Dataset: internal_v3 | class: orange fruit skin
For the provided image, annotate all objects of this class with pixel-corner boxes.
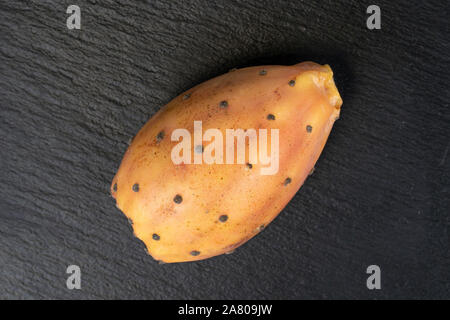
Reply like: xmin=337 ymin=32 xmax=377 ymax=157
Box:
xmin=111 ymin=62 xmax=343 ymax=263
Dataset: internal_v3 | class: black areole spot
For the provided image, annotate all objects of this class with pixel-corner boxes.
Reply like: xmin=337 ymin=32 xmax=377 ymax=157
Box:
xmin=152 ymin=233 xmax=160 ymax=241
xmin=267 ymin=114 xmax=275 ymax=120
xmin=195 ymin=145 xmax=204 ymax=153
xmin=246 ymin=163 xmax=253 ymax=169
xmin=289 ymin=80 xmax=296 ymax=87
xmin=157 ymin=131 xmax=165 ymax=141
xmin=113 ymin=183 xmax=117 ymax=192
xmin=190 ymin=250 xmax=200 ymax=256
xmin=219 ymin=100 xmax=228 ymax=108
xmin=284 ymin=178 xmax=292 ymax=186
xmin=132 ymin=183 xmax=139 ymax=192
xmin=306 ymin=125 xmax=313 ymax=133
xmin=173 ymin=194 xmax=183 ymax=204
xmin=256 ymin=224 xmax=265 ymax=232
xmin=259 ymin=69 xmax=267 ymax=76
xmin=219 ymin=215 xmax=228 ymax=222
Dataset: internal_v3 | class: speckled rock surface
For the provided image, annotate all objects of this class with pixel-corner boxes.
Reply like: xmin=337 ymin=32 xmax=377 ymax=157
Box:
xmin=1 ymin=0 xmax=449 ymax=299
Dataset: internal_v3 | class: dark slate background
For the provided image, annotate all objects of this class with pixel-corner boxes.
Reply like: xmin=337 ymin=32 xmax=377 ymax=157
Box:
xmin=1 ymin=0 xmax=449 ymax=299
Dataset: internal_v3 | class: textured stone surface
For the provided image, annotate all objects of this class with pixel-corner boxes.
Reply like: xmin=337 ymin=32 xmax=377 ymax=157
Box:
xmin=0 ymin=0 xmax=449 ymax=299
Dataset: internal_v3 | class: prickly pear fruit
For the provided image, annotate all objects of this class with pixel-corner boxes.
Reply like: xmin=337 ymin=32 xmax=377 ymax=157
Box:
xmin=111 ymin=62 xmax=342 ymax=263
